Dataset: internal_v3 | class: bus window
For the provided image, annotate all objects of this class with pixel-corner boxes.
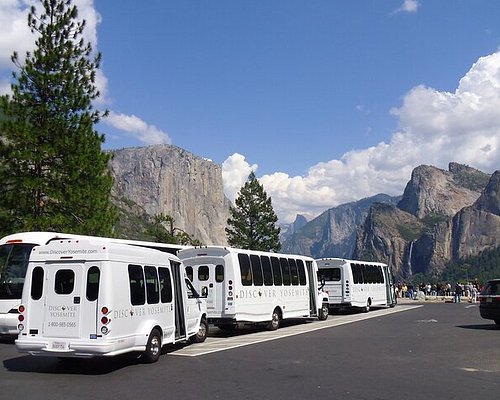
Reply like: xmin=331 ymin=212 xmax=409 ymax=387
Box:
xmin=280 ymin=258 xmax=291 ymax=286
xmin=261 ymin=256 xmax=273 ymax=286
xmin=185 ymin=266 xmax=193 ymax=282
xmin=128 ymin=264 xmax=145 ymax=306
xmin=145 ymin=266 xmax=159 ymax=304
xmin=0 ymin=243 xmax=36 ymax=300
xmin=31 ymin=267 xmax=44 ymax=300
xmin=215 ymin=264 xmax=224 ymax=283
xmin=271 ymin=257 xmax=282 ymax=285
xmin=158 ymin=267 xmax=173 ymax=303
xmin=320 ymin=268 xmax=341 ymax=281
xmin=351 ymin=263 xmax=364 ymax=284
xmin=250 ymin=255 xmax=263 ymax=286
xmin=86 ymin=266 xmax=100 ymax=301
xmin=297 ymin=260 xmax=307 ymax=285
xmin=54 ymin=270 xmax=75 ymax=295
xmin=198 ymin=266 xmax=209 ymax=281
xmin=288 ymin=259 xmax=299 ymax=285
xmin=238 ymin=253 xmax=252 ymax=286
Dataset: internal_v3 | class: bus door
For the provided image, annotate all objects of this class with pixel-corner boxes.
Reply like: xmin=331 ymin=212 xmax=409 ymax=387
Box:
xmin=43 ymin=264 xmax=97 ymax=341
xmin=305 ymin=261 xmax=318 ymax=315
xmin=171 ymin=261 xmax=187 ymax=340
xmin=193 ymin=263 xmax=225 ymax=314
xmin=320 ymin=267 xmax=343 ymax=304
xmin=383 ymin=266 xmax=396 ymax=306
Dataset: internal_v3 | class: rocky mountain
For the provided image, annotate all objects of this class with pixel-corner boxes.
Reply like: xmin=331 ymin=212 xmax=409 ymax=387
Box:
xmin=110 ymin=145 xmax=231 ymax=245
xmin=354 ymin=163 xmax=497 ymax=280
xmin=282 ymin=194 xmax=400 ymax=258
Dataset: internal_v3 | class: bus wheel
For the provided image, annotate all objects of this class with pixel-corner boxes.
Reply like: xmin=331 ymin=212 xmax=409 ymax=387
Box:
xmin=143 ymin=329 xmax=162 ymax=363
xmin=267 ymin=308 xmax=281 ymax=331
xmin=191 ymin=317 xmax=208 ymax=343
xmin=363 ymin=299 xmax=371 ymax=313
xmin=318 ymin=304 xmax=329 ymax=321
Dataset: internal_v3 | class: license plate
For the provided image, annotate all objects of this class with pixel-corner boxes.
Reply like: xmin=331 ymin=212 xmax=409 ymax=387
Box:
xmin=51 ymin=341 xmax=69 ymax=350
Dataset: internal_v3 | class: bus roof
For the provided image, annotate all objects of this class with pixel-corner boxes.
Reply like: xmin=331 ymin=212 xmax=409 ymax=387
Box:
xmin=178 ymin=245 xmax=315 ymax=261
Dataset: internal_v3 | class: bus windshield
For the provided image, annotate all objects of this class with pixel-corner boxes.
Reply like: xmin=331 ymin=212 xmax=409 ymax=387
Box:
xmin=0 ymin=243 xmax=36 ymax=299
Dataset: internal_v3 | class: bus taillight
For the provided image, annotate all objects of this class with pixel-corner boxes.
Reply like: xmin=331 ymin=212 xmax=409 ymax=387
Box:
xmin=19 ymin=305 xmax=25 ymax=313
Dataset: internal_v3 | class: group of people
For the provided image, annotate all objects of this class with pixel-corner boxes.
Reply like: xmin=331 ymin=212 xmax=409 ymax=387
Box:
xmin=396 ymin=282 xmax=481 ymax=303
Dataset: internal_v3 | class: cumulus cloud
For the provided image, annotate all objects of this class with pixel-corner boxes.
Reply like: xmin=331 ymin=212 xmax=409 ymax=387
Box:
xmin=223 ymin=51 xmax=500 ymax=224
xmin=105 ymin=111 xmax=171 ymax=145
xmin=222 ymin=153 xmax=258 ymax=202
xmin=392 ymin=0 xmax=419 ymax=15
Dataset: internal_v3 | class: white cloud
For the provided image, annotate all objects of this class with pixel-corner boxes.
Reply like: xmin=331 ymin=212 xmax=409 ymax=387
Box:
xmin=105 ymin=111 xmax=171 ymax=146
xmin=221 ymin=153 xmax=258 ymax=202
xmin=392 ymin=0 xmax=419 ymax=15
xmin=223 ymin=51 xmax=500 ymax=224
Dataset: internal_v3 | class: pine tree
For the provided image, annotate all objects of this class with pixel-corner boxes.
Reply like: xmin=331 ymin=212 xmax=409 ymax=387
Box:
xmin=226 ymin=171 xmax=281 ymax=252
xmin=0 ymin=0 xmax=116 ymax=236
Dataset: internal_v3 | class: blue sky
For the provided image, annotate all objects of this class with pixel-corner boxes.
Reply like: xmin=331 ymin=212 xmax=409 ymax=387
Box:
xmin=1 ymin=0 xmax=500 ymax=223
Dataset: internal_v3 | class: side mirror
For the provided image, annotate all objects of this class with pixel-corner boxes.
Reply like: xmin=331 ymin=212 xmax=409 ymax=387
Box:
xmin=201 ymin=286 xmax=208 ymax=298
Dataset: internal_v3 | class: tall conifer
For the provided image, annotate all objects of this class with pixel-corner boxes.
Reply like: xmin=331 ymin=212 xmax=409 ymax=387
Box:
xmin=0 ymin=0 xmax=116 ymax=236
xmin=226 ymin=172 xmax=281 ymax=252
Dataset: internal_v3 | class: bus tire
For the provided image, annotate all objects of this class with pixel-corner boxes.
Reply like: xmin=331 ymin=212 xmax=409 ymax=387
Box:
xmin=142 ymin=328 xmax=162 ymax=363
xmin=267 ymin=308 xmax=281 ymax=331
xmin=191 ymin=317 xmax=208 ymax=343
xmin=318 ymin=304 xmax=329 ymax=321
xmin=363 ymin=299 xmax=371 ymax=313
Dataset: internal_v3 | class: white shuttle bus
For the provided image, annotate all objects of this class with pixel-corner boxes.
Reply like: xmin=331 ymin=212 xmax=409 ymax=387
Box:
xmin=177 ymin=246 xmax=329 ymax=330
xmin=15 ymin=238 xmax=207 ymax=363
xmin=316 ymin=258 xmax=396 ymax=312
xmin=0 ymin=231 xmax=187 ymax=337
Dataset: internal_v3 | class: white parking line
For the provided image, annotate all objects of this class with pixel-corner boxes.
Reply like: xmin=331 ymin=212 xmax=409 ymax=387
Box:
xmin=171 ymin=305 xmax=422 ymax=357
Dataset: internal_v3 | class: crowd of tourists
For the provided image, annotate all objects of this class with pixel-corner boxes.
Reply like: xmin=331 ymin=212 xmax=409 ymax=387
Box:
xmin=396 ymin=282 xmax=481 ymax=303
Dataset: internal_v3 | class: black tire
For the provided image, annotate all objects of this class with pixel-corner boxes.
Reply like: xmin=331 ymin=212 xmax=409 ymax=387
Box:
xmin=363 ymin=299 xmax=371 ymax=313
xmin=267 ymin=308 xmax=281 ymax=331
xmin=318 ymin=304 xmax=329 ymax=321
xmin=191 ymin=318 xmax=208 ymax=343
xmin=142 ymin=328 xmax=162 ymax=363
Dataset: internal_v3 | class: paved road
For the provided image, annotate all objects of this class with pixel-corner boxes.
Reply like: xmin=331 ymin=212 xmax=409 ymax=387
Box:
xmin=0 ymin=302 xmax=498 ymax=400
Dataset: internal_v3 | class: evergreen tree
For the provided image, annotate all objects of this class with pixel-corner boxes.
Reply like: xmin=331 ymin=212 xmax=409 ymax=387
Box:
xmin=0 ymin=0 xmax=116 ymax=236
xmin=226 ymin=171 xmax=281 ymax=252
xmin=146 ymin=214 xmax=202 ymax=246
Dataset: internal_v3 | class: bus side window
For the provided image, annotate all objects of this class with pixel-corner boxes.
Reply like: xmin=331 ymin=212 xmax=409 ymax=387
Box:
xmin=261 ymin=256 xmax=273 ymax=286
xmin=271 ymin=257 xmax=282 ymax=286
xmin=280 ymin=258 xmax=291 ymax=286
xmin=31 ymin=266 xmax=44 ymax=300
xmin=238 ymin=253 xmax=253 ymax=286
xmin=86 ymin=266 xmax=100 ymax=301
xmin=145 ymin=266 xmax=159 ymax=304
xmin=128 ymin=264 xmax=145 ymax=306
xmin=296 ymin=260 xmax=307 ymax=285
xmin=250 ymin=255 xmax=263 ymax=286
xmin=288 ymin=259 xmax=299 ymax=285
xmin=351 ymin=263 xmax=363 ymax=284
xmin=158 ymin=267 xmax=173 ymax=303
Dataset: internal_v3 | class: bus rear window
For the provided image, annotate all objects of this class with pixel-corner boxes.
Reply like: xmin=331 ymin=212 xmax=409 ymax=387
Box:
xmin=54 ymin=269 xmax=75 ymax=295
xmin=31 ymin=267 xmax=44 ymax=300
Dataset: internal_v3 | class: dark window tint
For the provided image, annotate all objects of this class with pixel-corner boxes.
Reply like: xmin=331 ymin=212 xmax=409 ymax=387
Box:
xmin=215 ymin=264 xmax=224 ymax=283
xmin=198 ymin=266 xmax=209 ymax=281
xmin=145 ymin=266 xmax=159 ymax=304
xmin=351 ymin=263 xmax=364 ymax=284
xmin=280 ymin=258 xmax=291 ymax=286
xmin=250 ymin=255 xmax=263 ymax=286
xmin=128 ymin=264 xmax=145 ymax=305
xmin=185 ymin=266 xmax=193 ymax=282
xmin=319 ymin=268 xmax=341 ymax=282
xmin=482 ymin=281 xmax=500 ymax=295
xmin=271 ymin=257 xmax=282 ymax=285
xmin=239 ymin=253 xmax=252 ymax=286
xmin=297 ymin=260 xmax=307 ymax=285
xmin=30 ymin=267 xmax=44 ymax=300
xmin=0 ymin=243 xmax=35 ymax=299
xmin=159 ymin=267 xmax=173 ymax=303
xmin=261 ymin=256 xmax=273 ymax=286
xmin=86 ymin=266 xmax=100 ymax=301
xmin=289 ymin=259 xmax=299 ymax=285
xmin=54 ymin=269 xmax=75 ymax=294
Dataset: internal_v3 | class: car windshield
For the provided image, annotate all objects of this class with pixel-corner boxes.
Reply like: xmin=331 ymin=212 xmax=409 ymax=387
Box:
xmin=0 ymin=243 xmax=36 ymax=299
xmin=481 ymin=281 xmax=500 ymax=295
